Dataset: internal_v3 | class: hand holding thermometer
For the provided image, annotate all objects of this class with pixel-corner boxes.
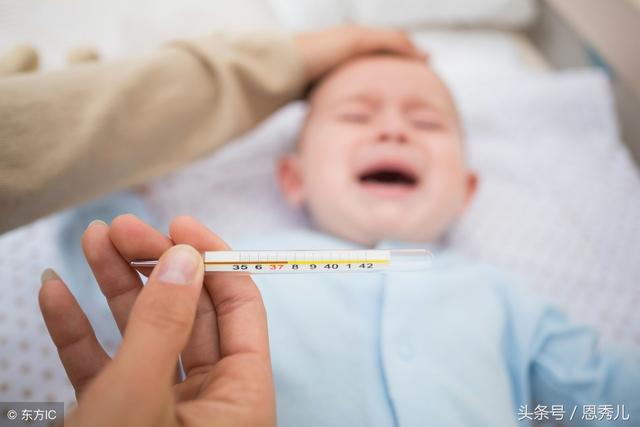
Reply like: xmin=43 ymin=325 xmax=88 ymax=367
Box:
xmin=131 ymin=249 xmax=432 ymax=274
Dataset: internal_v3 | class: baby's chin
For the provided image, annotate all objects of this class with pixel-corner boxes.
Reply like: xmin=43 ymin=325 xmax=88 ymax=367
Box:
xmin=312 ymin=216 xmax=444 ymax=247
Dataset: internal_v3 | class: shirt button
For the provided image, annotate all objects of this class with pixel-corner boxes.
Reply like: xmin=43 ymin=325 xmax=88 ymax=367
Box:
xmin=398 ymin=343 xmax=414 ymax=360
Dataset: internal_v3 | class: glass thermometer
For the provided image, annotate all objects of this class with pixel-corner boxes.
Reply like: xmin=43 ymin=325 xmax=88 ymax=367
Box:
xmin=131 ymin=249 xmax=432 ymax=274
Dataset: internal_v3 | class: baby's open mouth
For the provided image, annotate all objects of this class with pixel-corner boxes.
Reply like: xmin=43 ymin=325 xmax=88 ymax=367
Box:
xmin=357 ymin=164 xmax=419 ymax=198
xmin=359 ymin=169 xmax=417 ymax=186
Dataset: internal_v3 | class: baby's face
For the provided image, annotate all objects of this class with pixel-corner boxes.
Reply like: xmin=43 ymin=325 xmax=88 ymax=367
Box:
xmin=278 ymin=56 xmax=477 ymax=245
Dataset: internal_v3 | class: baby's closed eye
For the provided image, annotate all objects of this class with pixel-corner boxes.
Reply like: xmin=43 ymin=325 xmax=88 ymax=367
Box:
xmin=407 ymin=112 xmax=445 ymax=131
xmin=336 ymin=110 xmax=372 ymax=124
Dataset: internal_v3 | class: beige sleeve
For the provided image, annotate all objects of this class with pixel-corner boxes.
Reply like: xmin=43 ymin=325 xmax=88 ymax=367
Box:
xmin=0 ymin=32 xmax=307 ymax=233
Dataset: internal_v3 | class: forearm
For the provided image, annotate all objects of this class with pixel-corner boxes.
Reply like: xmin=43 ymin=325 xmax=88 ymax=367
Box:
xmin=0 ymin=32 xmax=306 ymax=233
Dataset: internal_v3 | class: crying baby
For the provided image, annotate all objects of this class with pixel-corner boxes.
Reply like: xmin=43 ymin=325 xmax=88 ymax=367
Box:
xmin=231 ymin=54 xmax=640 ymax=426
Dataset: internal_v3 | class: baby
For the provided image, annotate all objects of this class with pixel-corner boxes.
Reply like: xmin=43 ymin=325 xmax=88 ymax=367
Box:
xmin=278 ymin=54 xmax=474 ymax=246
xmin=229 ymin=55 xmax=640 ymax=426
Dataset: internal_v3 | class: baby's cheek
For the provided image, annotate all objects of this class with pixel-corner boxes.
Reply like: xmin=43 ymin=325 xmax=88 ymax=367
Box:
xmin=432 ymin=143 xmax=466 ymax=183
xmin=302 ymin=161 xmax=344 ymax=206
xmin=424 ymin=161 xmax=467 ymax=220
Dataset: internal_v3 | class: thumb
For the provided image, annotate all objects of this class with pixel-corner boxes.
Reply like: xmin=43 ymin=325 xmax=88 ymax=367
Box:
xmin=114 ymin=244 xmax=204 ymax=385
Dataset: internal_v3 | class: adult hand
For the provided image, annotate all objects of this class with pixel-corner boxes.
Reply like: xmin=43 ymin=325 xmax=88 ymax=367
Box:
xmin=295 ymin=25 xmax=428 ymax=80
xmin=39 ymin=215 xmax=274 ymax=427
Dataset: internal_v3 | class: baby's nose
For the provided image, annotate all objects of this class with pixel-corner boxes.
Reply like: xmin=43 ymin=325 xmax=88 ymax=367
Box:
xmin=377 ymin=129 xmax=408 ymax=144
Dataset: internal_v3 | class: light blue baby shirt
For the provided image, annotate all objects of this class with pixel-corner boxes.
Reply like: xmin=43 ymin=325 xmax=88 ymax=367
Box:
xmin=231 ymin=228 xmax=639 ymax=427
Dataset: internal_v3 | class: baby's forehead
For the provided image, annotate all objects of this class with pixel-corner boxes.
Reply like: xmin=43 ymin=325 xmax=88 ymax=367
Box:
xmin=309 ymin=56 xmax=455 ymax=113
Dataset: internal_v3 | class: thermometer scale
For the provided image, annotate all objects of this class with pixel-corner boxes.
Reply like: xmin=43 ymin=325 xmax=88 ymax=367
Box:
xmin=131 ymin=249 xmax=432 ymax=275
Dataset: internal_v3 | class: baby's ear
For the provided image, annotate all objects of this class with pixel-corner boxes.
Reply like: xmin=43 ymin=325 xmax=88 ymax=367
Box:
xmin=277 ymin=154 xmax=306 ymax=207
xmin=464 ymin=171 xmax=478 ymax=208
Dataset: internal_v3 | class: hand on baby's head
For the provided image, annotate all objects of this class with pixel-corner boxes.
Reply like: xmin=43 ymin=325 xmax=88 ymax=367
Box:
xmin=278 ymin=55 xmax=477 ymax=245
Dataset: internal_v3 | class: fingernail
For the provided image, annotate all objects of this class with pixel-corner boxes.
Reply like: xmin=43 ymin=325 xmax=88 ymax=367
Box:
xmin=87 ymin=219 xmax=107 ymax=229
xmin=156 ymin=245 xmax=200 ymax=285
xmin=41 ymin=268 xmax=61 ymax=284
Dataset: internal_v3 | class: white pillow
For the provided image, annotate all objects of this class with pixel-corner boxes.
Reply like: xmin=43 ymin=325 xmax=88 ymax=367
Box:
xmin=269 ymin=0 xmax=537 ymax=30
